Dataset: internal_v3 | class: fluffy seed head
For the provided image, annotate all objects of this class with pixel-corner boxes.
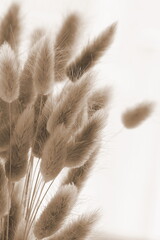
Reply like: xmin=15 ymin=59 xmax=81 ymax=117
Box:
xmin=0 ymin=99 xmax=21 ymax=153
xmin=33 ymin=37 xmax=54 ymax=94
xmin=66 ymin=22 xmax=116 ymax=81
xmin=47 ymin=74 xmax=91 ymax=133
xmin=48 ymin=212 xmax=98 ymax=240
xmin=33 ymin=94 xmax=48 ymax=134
xmin=65 ymin=110 xmax=105 ymax=168
xmin=0 ymin=3 xmax=21 ymax=51
xmin=62 ymin=146 xmax=99 ymax=190
xmin=41 ymin=125 xmax=68 ymax=182
xmin=122 ymin=102 xmax=154 ymax=129
xmin=5 ymin=144 xmax=29 ymax=182
xmin=54 ymin=13 xmax=80 ymax=81
xmin=0 ymin=43 xmax=19 ymax=102
xmin=34 ymin=184 xmax=77 ymax=239
xmin=18 ymin=40 xmax=41 ymax=108
xmin=5 ymin=107 xmax=34 ymax=181
xmin=13 ymin=106 xmax=34 ymax=144
xmin=32 ymin=96 xmax=52 ymax=158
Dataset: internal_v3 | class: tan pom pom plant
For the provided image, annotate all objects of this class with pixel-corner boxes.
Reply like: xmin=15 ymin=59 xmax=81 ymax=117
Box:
xmin=0 ymin=3 xmax=154 ymax=240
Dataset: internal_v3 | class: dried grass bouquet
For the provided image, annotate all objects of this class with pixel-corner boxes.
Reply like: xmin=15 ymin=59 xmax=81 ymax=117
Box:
xmin=0 ymin=3 xmax=153 ymax=240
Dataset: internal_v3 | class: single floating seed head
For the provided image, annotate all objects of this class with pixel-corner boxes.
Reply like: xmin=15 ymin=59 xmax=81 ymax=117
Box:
xmin=122 ymin=102 xmax=154 ymax=128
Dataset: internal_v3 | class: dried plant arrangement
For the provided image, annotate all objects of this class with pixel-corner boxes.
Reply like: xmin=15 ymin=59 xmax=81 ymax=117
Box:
xmin=0 ymin=3 xmax=154 ymax=240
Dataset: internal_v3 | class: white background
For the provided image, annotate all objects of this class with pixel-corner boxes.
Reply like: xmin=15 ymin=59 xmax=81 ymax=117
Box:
xmin=1 ymin=0 xmax=160 ymax=239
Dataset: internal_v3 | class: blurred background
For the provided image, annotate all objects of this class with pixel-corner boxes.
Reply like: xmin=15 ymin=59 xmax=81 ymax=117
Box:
xmin=1 ymin=0 xmax=160 ymax=239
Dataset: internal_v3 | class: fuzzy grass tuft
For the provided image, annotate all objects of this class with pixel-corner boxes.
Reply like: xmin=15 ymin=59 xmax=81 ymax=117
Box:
xmin=122 ymin=102 xmax=154 ymax=129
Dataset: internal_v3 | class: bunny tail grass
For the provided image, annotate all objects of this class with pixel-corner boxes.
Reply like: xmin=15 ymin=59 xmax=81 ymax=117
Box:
xmin=0 ymin=3 xmax=118 ymax=239
xmin=0 ymin=43 xmax=19 ymax=102
xmin=33 ymin=184 xmax=77 ymax=239
xmin=66 ymin=22 xmax=116 ymax=81
xmin=0 ymin=3 xmax=21 ymax=51
xmin=40 ymin=125 xmax=68 ymax=182
xmin=33 ymin=94 xmax=48 ymax=133
xmin=0 ymin=162 xmax=10 ymax=217
xmin=122 ymin=102 xmax=154 ymax=129
xmin=47 ymin=74 xmax=91 ymax=133
xmin=0 ymin=100 xmax=20 ymax=153
xmin=88 ymin=86 xmax=111 ymax=118
xmin=54 ymin=13 xmax=80 ymax=81
xmin=32 ymin=97 xmax=52 ymax=158
xmin=5 ymin=107 xmax=34 ymax=181
xmin=18 ymin=40 xmax=42 ymax=109
xmin=65 ymin=110 xmax=105 ymax=168
xmin=48 ymin=212 xmax=98 ymax=240
xmin=33 ymin=37 xmax=54 ymax=95
xmin=62 ymin=145 xmax=100 ymax=190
